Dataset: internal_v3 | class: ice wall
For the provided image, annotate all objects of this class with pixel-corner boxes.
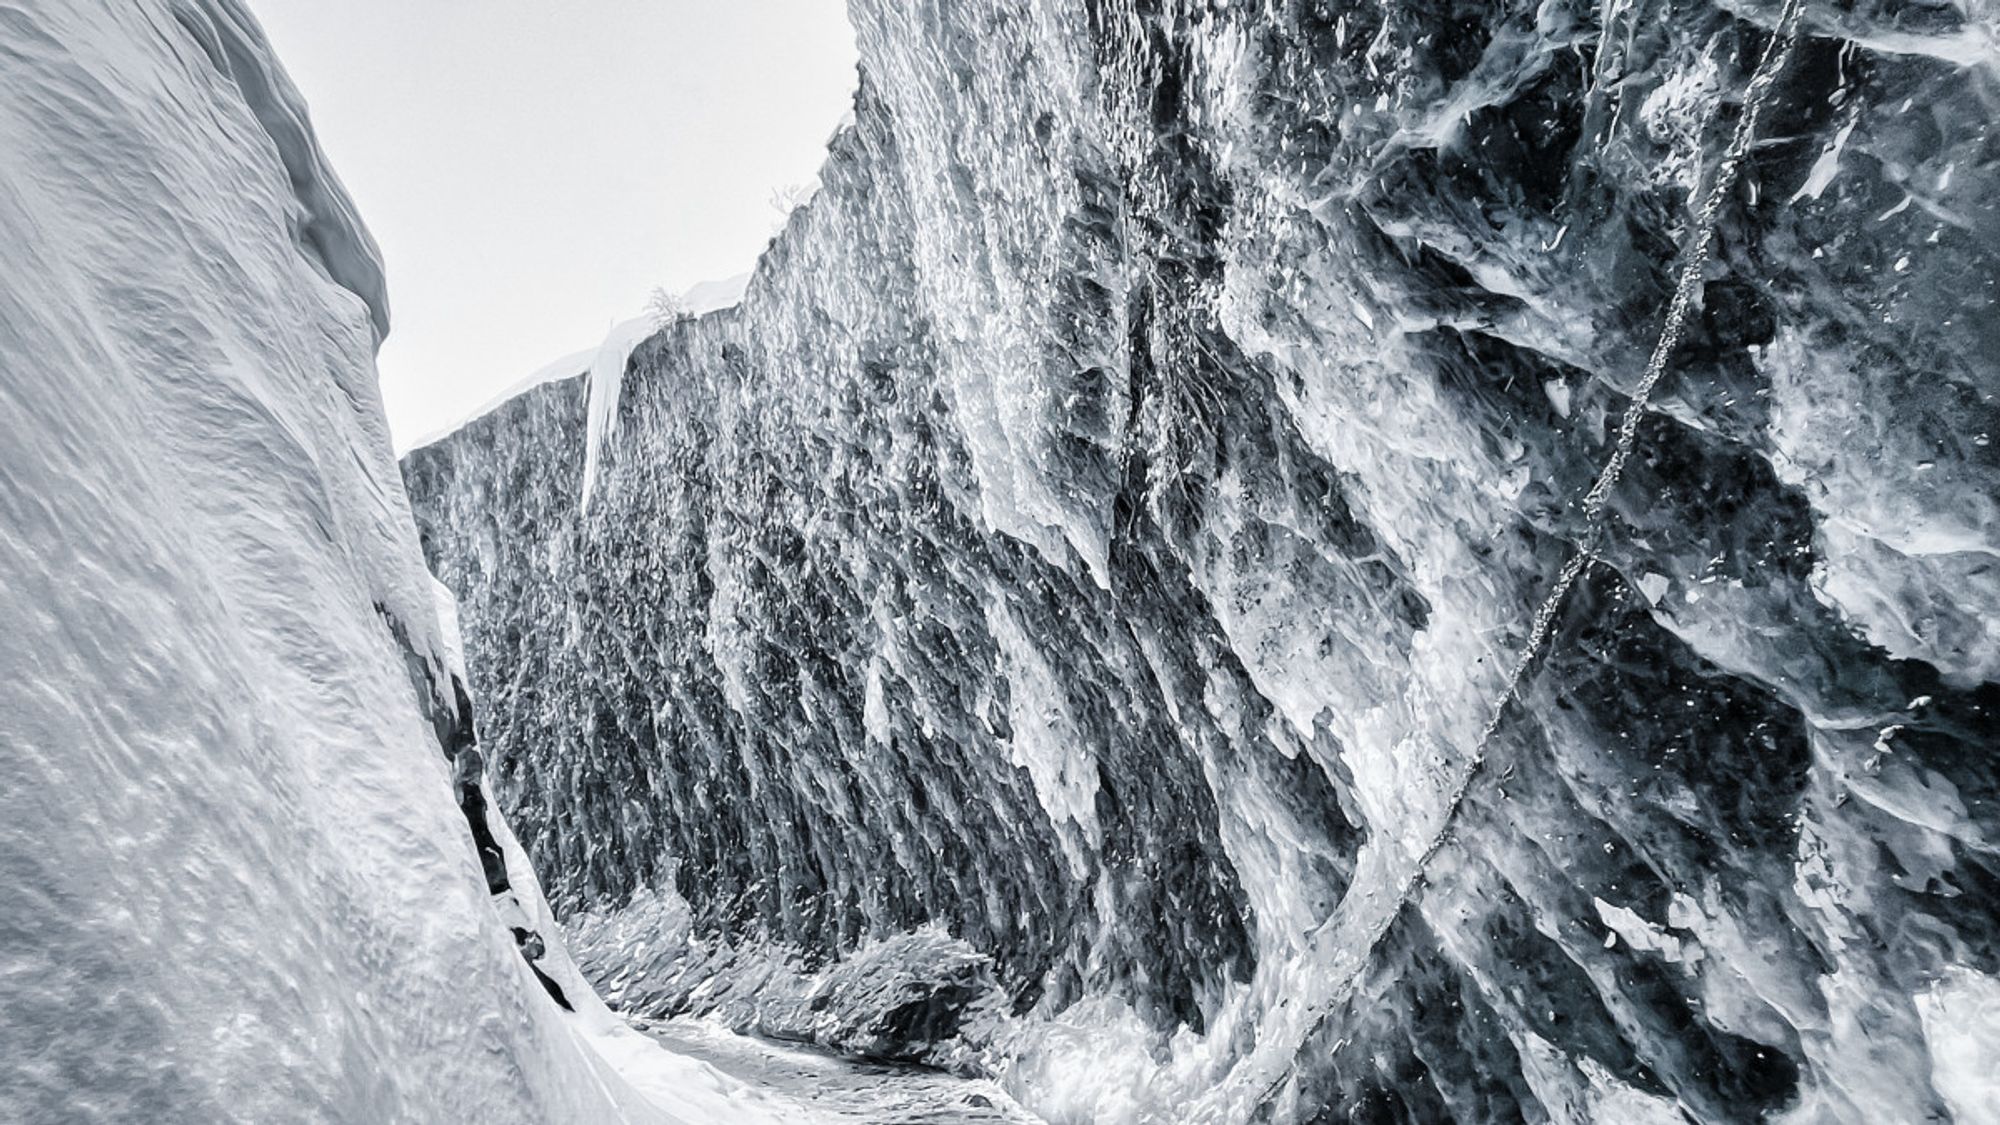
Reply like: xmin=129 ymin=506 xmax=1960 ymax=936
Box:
xmin=0 ymin=4 xmax=715 ymax=1122
xmin=406 ymin=0 xmax=2000 ymax=1120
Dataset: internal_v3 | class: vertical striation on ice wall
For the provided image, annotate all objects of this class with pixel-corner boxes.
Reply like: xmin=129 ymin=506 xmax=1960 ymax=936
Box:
xmin=405 ymin=0 xmax=1999 ymax=1120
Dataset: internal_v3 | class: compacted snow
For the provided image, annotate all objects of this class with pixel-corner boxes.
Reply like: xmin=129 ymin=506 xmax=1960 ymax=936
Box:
xmin=640 ymin=1017 xmax=1038 ymax=1123
xmin=0 ymin=3 xmax=772 ymax=1122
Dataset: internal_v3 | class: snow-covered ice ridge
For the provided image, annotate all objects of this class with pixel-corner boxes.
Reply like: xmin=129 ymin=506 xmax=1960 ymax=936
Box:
xmin=0 ymin=4 xmax=793 ymax=1123
xmin=406 ymin=1 xmax=2000 ymax=1122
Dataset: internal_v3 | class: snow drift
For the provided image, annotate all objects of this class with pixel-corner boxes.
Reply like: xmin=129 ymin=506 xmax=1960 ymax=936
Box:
xmin=0 ymin=4 xmax=764 ymax=1122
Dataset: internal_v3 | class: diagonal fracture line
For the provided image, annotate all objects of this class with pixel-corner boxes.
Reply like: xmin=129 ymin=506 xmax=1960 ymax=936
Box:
xmin=1224 ymin=0 xmax=1811 ymax=1115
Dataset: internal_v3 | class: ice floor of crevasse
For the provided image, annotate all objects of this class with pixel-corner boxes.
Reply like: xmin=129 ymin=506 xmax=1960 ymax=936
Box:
xmin=634 ymin=1017 xmax=1040 ymax=1123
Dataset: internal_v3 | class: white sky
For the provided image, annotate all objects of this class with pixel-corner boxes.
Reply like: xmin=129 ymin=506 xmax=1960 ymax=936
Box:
xmin=249 ymin=1 xmax=859 ymax=449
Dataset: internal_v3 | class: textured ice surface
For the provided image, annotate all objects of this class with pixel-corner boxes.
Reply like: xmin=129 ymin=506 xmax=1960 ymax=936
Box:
xmin=0 ymin=4 xmax=768 ymax=1122
xmin=406 ymin=0 xmax=2000 ymax=1121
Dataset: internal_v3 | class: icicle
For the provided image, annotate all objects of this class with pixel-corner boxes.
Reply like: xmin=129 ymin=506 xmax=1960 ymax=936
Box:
xmin=579 ymin=317 xmax=656 ymax=515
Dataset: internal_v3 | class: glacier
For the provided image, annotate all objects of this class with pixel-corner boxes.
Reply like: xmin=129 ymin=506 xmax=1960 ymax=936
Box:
xmin=0 ymin=0 xmax=1990 ymax=1120
xmin=404 ymin=0 xmax=2000 ymax=1121
xmin=0 ymin=3 xmax=804 ymax=1122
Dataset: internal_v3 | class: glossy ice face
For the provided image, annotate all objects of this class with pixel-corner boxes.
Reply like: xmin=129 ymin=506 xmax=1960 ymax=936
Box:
xmin=404 ymin=1 xmax=2000 ymax=1122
